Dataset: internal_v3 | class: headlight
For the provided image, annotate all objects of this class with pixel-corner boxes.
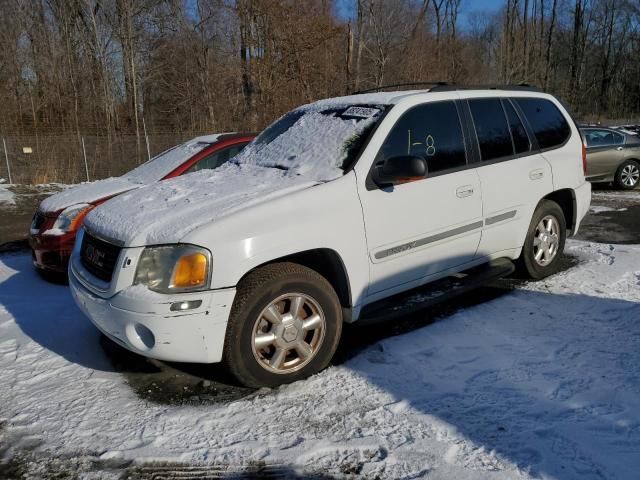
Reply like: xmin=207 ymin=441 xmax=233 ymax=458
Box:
xmin=52 ymin=203 xmax=94 ymax=233
xmin=134 ymin=245 xmax=211 ymax=293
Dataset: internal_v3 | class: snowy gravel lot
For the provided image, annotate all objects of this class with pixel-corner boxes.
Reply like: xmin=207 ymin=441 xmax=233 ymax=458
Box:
xmin=0 ymin=187 xmax=639 ymax=479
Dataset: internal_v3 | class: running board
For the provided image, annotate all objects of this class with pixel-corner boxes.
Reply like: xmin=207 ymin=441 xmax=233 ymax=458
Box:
xmin=357 ymin=258 xmax=515 ymax=326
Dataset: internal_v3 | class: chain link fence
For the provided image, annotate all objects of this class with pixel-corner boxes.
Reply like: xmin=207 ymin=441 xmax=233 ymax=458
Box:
xmin=0 ymin=133 xmax=206 ymax=185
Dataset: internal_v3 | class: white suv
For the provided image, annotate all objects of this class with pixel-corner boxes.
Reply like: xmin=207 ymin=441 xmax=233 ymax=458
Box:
xmin=69 ymin=86 xmax=591 ymax=387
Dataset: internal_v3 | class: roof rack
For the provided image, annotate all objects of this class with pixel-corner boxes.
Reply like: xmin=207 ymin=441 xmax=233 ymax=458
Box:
xmin=352 ymin=81 xmax=449 ymax=95
xmin=352 ymin=82 xmax=540 ymax=95
xmin=429 ymin=82 xmax=541 ymax=92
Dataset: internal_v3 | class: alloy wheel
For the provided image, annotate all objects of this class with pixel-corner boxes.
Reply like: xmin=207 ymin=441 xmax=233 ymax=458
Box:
xmin=621 ymin=164 xmax=640 ymax=187
xmin=533 ymin=215 xmax=560 ymax=266
xmin=251 ymin=293 xmax=326 ymax=374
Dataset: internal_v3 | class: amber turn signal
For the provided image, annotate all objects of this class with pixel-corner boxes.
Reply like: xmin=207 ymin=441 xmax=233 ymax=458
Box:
xmin=172 ymin=253 xmax=208 ymax=288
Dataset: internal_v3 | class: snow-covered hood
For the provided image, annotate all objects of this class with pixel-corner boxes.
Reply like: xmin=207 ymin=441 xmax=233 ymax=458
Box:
xmin=40 ymin=134 xmax=228 ymax=214
xmin=39 ymin=177 xmax=141 ymax=214
xmin=84 ymin=98 xmax=389 ymax=246
xmin=84 ymin=164 xmax=318 ymax=246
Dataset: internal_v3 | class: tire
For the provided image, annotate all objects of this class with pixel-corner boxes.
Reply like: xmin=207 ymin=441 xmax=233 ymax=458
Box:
xmin=516 ymin=200 xmax=566 ymax=280
xmin=614 ymin=159 xmax=640 ymax=190
xmin=223 ymin=262 xmax=343 ymax=388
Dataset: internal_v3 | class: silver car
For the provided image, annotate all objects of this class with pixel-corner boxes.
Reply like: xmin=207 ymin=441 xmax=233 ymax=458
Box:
xmin=582 ymin=127 xmax=640 ymax=189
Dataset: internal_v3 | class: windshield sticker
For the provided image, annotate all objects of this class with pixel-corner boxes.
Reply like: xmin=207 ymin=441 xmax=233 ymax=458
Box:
xmin=341 ymin=106 xmax=381 ymax=119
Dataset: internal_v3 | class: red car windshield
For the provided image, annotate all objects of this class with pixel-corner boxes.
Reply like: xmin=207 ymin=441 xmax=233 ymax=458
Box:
xmin=125 ymin=140 xmax=213 ymax=184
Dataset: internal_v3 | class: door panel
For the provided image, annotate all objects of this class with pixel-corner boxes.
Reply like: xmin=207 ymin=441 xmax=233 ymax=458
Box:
xmin=583 ymin=129 xmax=625 ymax=179
xmin=360 ymin=171 xmax=483 ymax=295
xmin=356 ymin=100 xmax=483 ymax=297
xmin=477 ymin=155 xmax=553 ymax=254
xmin=468 ymin=97 xmax=554 ymax=255
xmin=586 ymin=147 xmax=623 ymax=179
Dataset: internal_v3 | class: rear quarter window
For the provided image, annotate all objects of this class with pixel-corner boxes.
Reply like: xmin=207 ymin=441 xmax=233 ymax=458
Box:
xmin=515 ymin=98 xmax=571 ymax=150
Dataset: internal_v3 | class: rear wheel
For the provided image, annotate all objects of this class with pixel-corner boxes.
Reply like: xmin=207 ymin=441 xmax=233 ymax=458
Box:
xmin=223 ymin=262 xmax=342 ymax=388
xmin=614 ymin=160 xmax=640 ymax=190
xmin=517 ymin=200 xmax=566 ymax=280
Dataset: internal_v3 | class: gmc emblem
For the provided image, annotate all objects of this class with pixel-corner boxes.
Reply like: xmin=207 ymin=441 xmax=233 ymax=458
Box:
xmin=85 ymin=244 xmax=105 ymax=267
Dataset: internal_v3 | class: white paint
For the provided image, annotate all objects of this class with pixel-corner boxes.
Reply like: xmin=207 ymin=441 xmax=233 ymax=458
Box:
xmin=72 ymin=90 xmax=591 ymax=368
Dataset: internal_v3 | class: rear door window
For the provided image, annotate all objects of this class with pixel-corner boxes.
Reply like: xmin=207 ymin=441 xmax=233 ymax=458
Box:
xmin=469 ymin=98 xmax=513 ymax=162
xmin=584 ymin=129 xmax=624 ymax=147
xmin=378 ymin=101 xmax=466 ymax=175
xmin=515 ymin=98 xmax=571 ymax=149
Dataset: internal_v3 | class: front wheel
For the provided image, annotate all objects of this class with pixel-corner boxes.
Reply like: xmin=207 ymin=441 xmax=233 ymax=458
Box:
xmin=517 ymin=200 xmax=566 ymax=280
xmin=223 ymin=262 xmax=343 ymax=388
xmin=614 ymin=160 xmax=640 ymax=190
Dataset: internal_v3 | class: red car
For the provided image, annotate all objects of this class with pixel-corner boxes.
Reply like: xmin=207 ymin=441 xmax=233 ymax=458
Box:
xmin=30 ymin=133 xmax=254 ymax=277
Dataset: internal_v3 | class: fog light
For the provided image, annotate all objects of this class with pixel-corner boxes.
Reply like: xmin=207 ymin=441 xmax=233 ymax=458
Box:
xmin=125 ymin=322 xmax=155 ymax=351
xmin=170 ymin=300 xmax=202 ymax=312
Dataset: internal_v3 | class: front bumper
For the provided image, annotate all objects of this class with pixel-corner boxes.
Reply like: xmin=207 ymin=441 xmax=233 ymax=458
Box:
xmin=69 ymin=265 xmax=236 ymax=364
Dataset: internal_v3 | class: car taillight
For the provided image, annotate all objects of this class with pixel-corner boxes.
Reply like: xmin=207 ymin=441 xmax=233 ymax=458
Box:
xmin=581 ymin=141 xmax=587 ymax=176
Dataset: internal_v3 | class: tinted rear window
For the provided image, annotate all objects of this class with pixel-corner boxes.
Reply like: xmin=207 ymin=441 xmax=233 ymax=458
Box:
xmin=515 ymin=98 xmax=571 ymax=149
xmin=469 ymin=98 xmax=513 ymax=161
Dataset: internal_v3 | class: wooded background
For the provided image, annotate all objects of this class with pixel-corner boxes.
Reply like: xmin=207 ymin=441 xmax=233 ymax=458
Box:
xmin=1 ymin=0 xmax=639 ymax=183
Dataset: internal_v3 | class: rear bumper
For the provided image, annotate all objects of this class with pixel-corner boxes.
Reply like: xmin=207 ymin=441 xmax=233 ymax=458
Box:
xmin=69 ymin=264 xmax=235 ymax=364
xmin=29 ymin=231 xmax=77 ymax=273
xmin=572 ymin=181 xmax=592 ymax=235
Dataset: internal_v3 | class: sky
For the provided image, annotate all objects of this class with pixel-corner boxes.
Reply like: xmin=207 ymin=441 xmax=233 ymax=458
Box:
xmin=335 ymin=0 xmax=505 ymax=29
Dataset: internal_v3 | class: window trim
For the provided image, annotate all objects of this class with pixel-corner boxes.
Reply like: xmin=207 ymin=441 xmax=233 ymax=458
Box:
xmin=365 ymin=100 xmax=471 ymax=191
xmin=502 ymin=98 xmax=532 ymax=155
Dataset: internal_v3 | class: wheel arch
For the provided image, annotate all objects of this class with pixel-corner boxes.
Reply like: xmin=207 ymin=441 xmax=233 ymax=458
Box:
xmin=238 ymin=248 xmax=353 ymax=310
xmin=542 ymin=189 xmax=576 ymax=235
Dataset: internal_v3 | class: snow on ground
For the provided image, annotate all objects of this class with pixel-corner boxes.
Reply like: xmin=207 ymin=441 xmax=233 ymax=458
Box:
xmin=1 ymin=240 xmax=640 ymax=479
xmin=0 ymin=184 xmax=15 ymax=206
xmin=589 ymin=205 xmax=627 ymax=214
xmin=592 ymin=191 xmax=640 ymax=201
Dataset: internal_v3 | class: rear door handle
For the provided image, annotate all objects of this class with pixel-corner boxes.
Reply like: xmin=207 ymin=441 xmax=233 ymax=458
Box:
xmin=616 ymin=146 xmax=624 ymax=151
xmin=529 ymin=169 xmax=544 ymax=180
xmin=456 ymin=185 xmax=474 ymax=198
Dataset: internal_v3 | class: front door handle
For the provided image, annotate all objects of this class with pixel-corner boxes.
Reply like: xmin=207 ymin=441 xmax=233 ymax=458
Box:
xmin=529 ymin=169 xmax=544 ymax=180
xmin=616 ymin=146 xmax=624 ymax=151
xmin=456 ymin=185 xmax=474 ymax=198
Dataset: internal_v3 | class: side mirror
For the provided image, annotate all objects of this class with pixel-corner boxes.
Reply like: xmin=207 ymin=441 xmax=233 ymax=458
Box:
xmin=374 ymin=155 xmax=428 ymax=185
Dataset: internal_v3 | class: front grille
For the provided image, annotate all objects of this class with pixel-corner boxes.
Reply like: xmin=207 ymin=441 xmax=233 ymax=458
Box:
xmin=80 ymin=232 xmax=121 ymax=282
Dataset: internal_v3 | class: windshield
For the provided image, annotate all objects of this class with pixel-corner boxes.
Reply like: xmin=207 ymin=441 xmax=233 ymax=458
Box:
xmin=125 ymin=140 xmax=213 ymax=184
xmin=233 ymin=104 xmax=387 ymax=181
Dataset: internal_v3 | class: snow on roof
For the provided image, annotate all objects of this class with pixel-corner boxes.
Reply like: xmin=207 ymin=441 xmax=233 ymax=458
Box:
xmin=84 ymin=163 xmax=317 ymax=246
xmin=311 ymin=90 xmax=423 ymax=107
